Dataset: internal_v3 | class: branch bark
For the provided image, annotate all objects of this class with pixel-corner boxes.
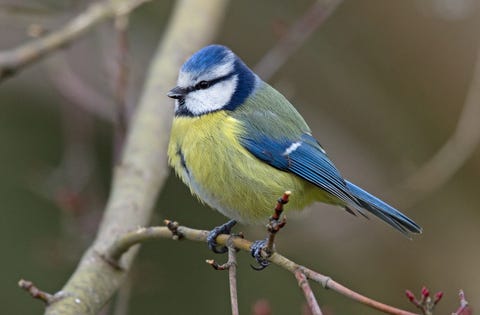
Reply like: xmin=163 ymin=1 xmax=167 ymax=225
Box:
xmin=43 ymin=0 xmax=229 ymax=314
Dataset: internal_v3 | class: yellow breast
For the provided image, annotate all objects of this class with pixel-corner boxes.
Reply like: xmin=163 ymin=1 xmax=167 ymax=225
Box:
xmin=167 ymin=111 xmax=319 ymax=223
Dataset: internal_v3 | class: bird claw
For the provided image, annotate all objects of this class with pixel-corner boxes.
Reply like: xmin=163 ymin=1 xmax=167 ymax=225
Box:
xmin=250 ymin=239 xmax=270 ymax=270
xmin=207 ymin=220 xmax=237 ymax=254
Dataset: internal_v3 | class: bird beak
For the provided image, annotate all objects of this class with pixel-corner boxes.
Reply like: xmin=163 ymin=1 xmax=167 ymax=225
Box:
xmin=167 ymin=86 xmax=187 ymax=99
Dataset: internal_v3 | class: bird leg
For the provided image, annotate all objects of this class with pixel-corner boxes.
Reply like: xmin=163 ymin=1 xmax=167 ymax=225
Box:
xmin=251 ymin=191 xmax=290 ymax=270
xmin=207 ymin=219 xmax=237 ymax=253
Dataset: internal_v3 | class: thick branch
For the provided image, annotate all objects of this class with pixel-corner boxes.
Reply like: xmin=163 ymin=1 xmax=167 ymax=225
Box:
xmin=0 ymin=0 xmax=149 ymax=82
xmin=43 ymin=1 xmax=229 ymax=314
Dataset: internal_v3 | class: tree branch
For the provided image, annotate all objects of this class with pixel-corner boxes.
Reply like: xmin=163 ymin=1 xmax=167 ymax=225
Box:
xmin=41 ymin=1 xmax=229 ymax=314
xmin=294 ymin=269 xmax=323 ymax=315
xmin=104 ymin=224 xmax=419 ymax=315
xmin=0 ymin=0 xmax=150 ymax=82
xmin=206 ymin=241 xmax=240 ymax=315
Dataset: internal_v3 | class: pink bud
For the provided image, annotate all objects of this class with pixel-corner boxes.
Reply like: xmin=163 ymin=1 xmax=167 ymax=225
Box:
xmin=421 ymin=286 xmax=430 ymax=298
xmin=434 ymin=291 xmax=444 ymax=304
xmin=405 ymin=290 xmax=416 ymax=302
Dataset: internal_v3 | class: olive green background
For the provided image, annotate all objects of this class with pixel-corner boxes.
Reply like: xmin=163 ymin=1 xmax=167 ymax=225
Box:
xmin=1 ymin=1 xmax=479 ymax=314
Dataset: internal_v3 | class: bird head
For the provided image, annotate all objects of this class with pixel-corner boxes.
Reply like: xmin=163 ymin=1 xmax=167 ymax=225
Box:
xmin=167 ymin=45 xmax=258 ymax=116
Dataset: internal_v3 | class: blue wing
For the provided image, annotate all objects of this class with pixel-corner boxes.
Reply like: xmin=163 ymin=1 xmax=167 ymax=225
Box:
xmin=240 ymin=133 xmax=359 ymax=208
xmin=239 ymin=132 xmax=422 ymax=235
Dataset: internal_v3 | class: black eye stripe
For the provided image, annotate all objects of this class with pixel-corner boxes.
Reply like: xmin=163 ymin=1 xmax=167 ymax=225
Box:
xmin=189 ymin=72 xmax=236 ymax=92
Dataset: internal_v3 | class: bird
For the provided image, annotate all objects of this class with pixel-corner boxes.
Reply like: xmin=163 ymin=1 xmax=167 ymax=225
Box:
xmin=167 ymin=45 xmax=422 ymax=264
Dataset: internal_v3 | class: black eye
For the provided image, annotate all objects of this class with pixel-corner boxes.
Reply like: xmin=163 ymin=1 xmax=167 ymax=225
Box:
xmin=195 ymin=81 xmax=210 ymax=90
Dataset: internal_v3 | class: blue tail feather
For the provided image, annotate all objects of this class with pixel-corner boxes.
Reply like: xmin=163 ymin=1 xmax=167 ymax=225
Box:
xmin=345 ymin=181 xmax=422 ymax=236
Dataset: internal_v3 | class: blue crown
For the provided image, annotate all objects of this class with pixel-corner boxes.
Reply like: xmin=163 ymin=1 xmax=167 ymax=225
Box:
xmin=181 ymin=45 xmax=234 ymax=74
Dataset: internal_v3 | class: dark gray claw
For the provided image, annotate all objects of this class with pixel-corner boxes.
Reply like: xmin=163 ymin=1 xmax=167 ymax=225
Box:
xmin=250 ymin=239 xmax=270 ymax=270
xmin=207 ymin=220 xmax=237 ymax=254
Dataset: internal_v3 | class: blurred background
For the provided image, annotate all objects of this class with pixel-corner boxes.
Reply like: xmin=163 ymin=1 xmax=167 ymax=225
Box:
xmin=1 ymin=0 xmax=479 ymax=314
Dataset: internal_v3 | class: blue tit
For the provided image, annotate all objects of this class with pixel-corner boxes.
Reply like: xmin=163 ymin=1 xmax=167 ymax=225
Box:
xmin=167 ymin=44 xmax=422 ymax=238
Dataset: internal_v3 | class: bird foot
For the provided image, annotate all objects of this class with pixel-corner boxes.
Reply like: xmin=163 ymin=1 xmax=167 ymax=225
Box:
xmin=207 ymin=219 xmax=237 ymax=254
xmin=250 ymin=239 xmax=271 ymax=270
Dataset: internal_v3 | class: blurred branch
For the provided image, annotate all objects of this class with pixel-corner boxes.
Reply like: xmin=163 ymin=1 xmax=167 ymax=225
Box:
xmin=254 ymin=0 xmax=344 ymax=81
xmin=113 ymin=13 xmax=130 ymax=160
xmin=40 ymin=0 xmax=230 ymax=314
xmin=0 ymin=0 xmax=150 ymax=82
xmin=295 ymin=269 xmax=323 ymax=315
xmin=112 ymin=273 xmax=133 ymax=315
xmin=47 ymin=54 xmax=115 ymax=122
xmin=104 ymin=224 xmax=419 ymax=315
xmin=397 ymin=46 xmax=480 ymax=205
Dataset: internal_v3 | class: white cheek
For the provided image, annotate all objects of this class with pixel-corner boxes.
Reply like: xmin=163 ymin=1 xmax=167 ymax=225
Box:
xmin=186 ymin=76 xmax=238 ymax=115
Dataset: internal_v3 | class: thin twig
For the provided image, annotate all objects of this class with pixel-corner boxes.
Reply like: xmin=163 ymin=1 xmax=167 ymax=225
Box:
xmin=18 ymin=279 xmax=54 ymax=305
xmin=295 ymin=269 xmax=323 ymax=315
xmin=104 ymin=224 xmax=419 ymax=315
xmin=254 ymin=0 xmax=344 ymax=81
xmin=264 ymin=191 xmax=289 ymax=255
xmin=0 ymin=0 xmax=150 ymax=82
xmin=205 ymin=239 xmax=239 ymax=315
xmin=227 ymin=244 xmax=239 ymax=315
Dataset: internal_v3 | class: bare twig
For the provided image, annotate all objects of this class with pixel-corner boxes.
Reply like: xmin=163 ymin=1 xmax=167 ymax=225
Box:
xmin=206 ymin=242 xmax=239 ymax=315
xmin=398 ymin=44 xmax=480 ymax=205
xmin=104 ymin=223 xmax=419 ymax=315
xmin=19 ymin=279 xmax=54 ymax=305
xmin=254 ymin=0 xmax=344 ymax=81
xmin=227 ymin=245 xmax=239 ymax=315
xmin=264 ymin=191 xmax=289 ymax=254
xmin=250 ymin=191 xmax=289 ymax=270
xmin=0 ymin=0 xmax=150 ymax=82
xmin=295 ymin=269 xmax=323 ymax=315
